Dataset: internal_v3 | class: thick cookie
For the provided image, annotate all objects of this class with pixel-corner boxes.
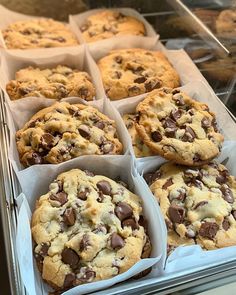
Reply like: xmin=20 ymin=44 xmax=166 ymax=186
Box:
xmin=16 ymin=102 xmax=122 ymax=167
xmin=97 ymin=48 xmax=180 ymax=100
xmin=136 ymin=88 xmax=224 ymax=166
xmin=31 ymin=168 xmax=151 ymax=291
xmin=123 ymin=113 xmax=155 ymax=158
xmin=6 ymin=65 xmax=95 ymax=101
xmin=215 ymin=10 xmax=236 ymax=38
xmin=80 ymin=10 xmax=145 ymax=43
xmin=145 ymin=161 xmax=236 ymax=251
xmin=2 ymin=19 xmax=78 ymax=49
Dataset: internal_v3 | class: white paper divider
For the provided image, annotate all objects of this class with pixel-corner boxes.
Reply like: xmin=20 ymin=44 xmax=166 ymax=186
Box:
xmin=15 ymin=155 xmax=163 ymax=295
xmin=135 ymin=141 xmax=236 ymax=273
xmin=0 ymin=5 xmax=81 ymax=53
xmin=69 ymin=7 xmax=157 ymax=46
xmin=0 ymin=44 xmax=107 ymax=108
xmin=8 ymin=96 xmax=131 ymax=173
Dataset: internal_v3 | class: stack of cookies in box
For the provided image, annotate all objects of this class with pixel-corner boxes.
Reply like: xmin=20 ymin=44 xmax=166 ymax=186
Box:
xmin=1 ymin=6 xmax=236 ymax=295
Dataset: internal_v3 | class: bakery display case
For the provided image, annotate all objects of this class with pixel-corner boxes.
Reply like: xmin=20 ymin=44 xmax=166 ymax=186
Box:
xmin=0 ymin=1 xmax=236 ymax=295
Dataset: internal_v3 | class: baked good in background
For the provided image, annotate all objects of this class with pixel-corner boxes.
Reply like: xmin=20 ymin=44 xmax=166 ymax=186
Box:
xmin=32 ymin=168 xmax=151 ymax=291
xmin=2 ymin=18 xmax=78 ymax=49
xmin=135 ymin=88 xmax=224 ymax=166
xmin=16 ymin=102 xmax=122 ymax=167
xmin=80 ymin=10 xmax=146 ymax=43
xmin=123 ymin=113 xmax=155 ymax=158
xmin=6 ymin=65 xmax=95 ymax=101
xmin=215 ymin=9 xmax=236 ymax=38
xmin=97 ymin=48 xmax=180 ymax=100
xmin=145 ymin=161 xmax=236 ymax=251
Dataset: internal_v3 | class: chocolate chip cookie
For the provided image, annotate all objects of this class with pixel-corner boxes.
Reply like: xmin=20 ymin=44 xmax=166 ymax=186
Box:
xmin=145 ymin=161 xmax=236 ymax=251
xmin=31 ymin=168 xmax=151 ymax=291
xmin=136 ymin=88 xmax=224 ymax=166
xmin=6 ymin=65 xmax=95 ymax=101
xmin=2 ymin=19 xmax=78 ymax=49
xmin=80 ymin=10 xmax=145 ymax=43
xmin=16 ymin=102 xmax=122 ymax=167
xmin=97 ymin=48 xmax=180 ymax=100
xmin=215 ymin=10 xmax=236 ymax=38
xmin=123 ymin=113 xmax=155 ymax=157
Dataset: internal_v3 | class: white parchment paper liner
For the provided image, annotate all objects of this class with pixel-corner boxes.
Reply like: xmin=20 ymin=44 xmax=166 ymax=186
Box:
xmin=69 ymin=7 xmax=157 ymax=47
xmin=16 ymin=155 xmax=163 ymax=295
xmin=0 ymin=44 xmax=106 ymax=107
xmin=136 ymin=141 xmax=236 ymax=274
xmin=8 ymin=97 xmax=131 ymax=172
xmin=113 ymin=80 xmax=236 ymax=162
xmin=0 ymin=5 xmax=81 ymax=54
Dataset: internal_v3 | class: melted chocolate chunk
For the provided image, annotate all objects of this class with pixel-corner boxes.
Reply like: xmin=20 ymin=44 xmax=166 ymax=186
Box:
xmin=220 ymin=186 xmax=234 ymax=203
xmin=163 ymin=118 xmax=176 ymax=129
xmin=50 ymin=192 xmax=68 ymax=205
xmin=151 ymin=130 xmax=162 ymax=142
xmin=94 ymin=121 xmax=105 ymax=130
xmin=111 ymin=233 xmax=125 ymax=249
xmin=78 ymin=124 xmax=90 ymax=139
xmin=216 ymin=170 xmax=229 ymax=185
xmin=96 ymin=180 xmax=112 ymax=195
xmin=64 ymin=273 xmax=76 ymax=288
xmin=144 ymin=80 xmax=161 ymax=92
xmin=168 ymin=205 xmax=185 ymax=223
xmin=61 ymin=248 xmax=80 ymax=269
xmin=77 ymin=187 xmax=90 ymax=200
xmin=222 ymin=218 xmax=230 ymax=231
xmin=114 ymin=56 xmax=123 ymax=64
xmin=170 ymin=109 xmax=183 ymax=121
xmin=232 ymin=210 xmax=236 ymax=220
xmin=80 ymin=234 xmax=90 ymax=251
xmin=201 ymin=117 xmax=211 ymax=129
xmin=41 ymin=133 xmax=54 ymax=149
xmin=63 ymin=208 xmax=76 ymax=226
xmin=26 ymin=152 xmax=43 ymax=166
xmin=115 ymin=202 xmax=133 ymax=221
xmin=162 ymin=178 xmax=173 ymax=189
xmin=199 ymin=222 xmax=219 ymax=239
xmin=144 ymin=171 xmax=162 ymax=185
xmin=78 ymin=269 xmax=96 ymax=283
xmin=194 ymin=201 xmax=208 ymax=209
xmin=182 ymin=126 xmax=196 ymax=142
xmin=134 ymin=76 xmax=146 ymax=83
xmin=122 ymin=218 xmax=139 ymax=230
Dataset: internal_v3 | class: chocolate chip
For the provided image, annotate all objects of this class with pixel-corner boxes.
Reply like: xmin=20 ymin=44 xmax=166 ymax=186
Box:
xmin=168 ymin=205 xmax=185 ymax=223
xmin=100 ymin=142 xmax=114 ymax=154
xmin=78 ymin=87 xmax=89 ymax=99
xmin=220 ymin=186 xmax=234 ymax=203
xmin=115 ymin=202 xmax=133 ymax=221
xmin=52 ymin=36 xmax=66 ymax=42
xmin=39 ymin=243 xmax=49 ymax=257
xmin=128 ymin=85 xmax=140 ymax=94
xmin=199 ymin=222 xmax=219 ymax=239
xmin=61 ymin=248 xmax=80 ymax=269
xmin=170 ymin=109 xmax=183 ymax=121
xmin=134 ymin=76 xmax=146 ymax=83
xmin=163 ymin=118 xmax=176 ymax=129
xmin=172 ymin=89 xmax=180 ymax=95
xmin=63 ymin=208 xmax=76 ymax=226
xmin=96 ymin=191 xmax=104 ymax=203
xmin=84 ymin=170 xmax=94 ymax=177
xmin=78 ymin=269 xmax=96 ymax=283
xmin=173 ymin=95 xmax=185 ymax=106
xmin=222 ymin=218 xmax=230 ymax=231
xmin=69 ymin=108 xmax=81 ymax=117
xmin=122 ymin=218 xmax=139 ymax=230
xmin=94 ymin=121 xmax=105 ymax=130
xmin=193 ymin=153 xmax=201 ymax=162
xmin=232 ymin=210 xmax=236 ymax=220
xmin=28 ymin=119 xmax=39 ymax=128
xmin=182 ymin=126 xmax=196 ymax=142
xmin=216 ymin=170 xmax=229 ymax=185
xmin=138 ymin=215 xmax=148 ymax=231
xmin=112 ymin=71 xmax=122 ymax=79
xmin=80 ymin=234 xmax=90 ymax=251
xmin=144 ymin=171 xmax=162 ymax=185
xmin=26 ymin=152 xmax=43 ymax=166
xmin=194 ymin=201 xmax=208 ymax=209
xmin=201 ymin=117 xmax=211 ymax=129
xmin=41 ymin=133 xmax=54 ymax=149
xmin=97 ymin=180 xmax=112 ymax=195
xmin=64 ymin=273 xmax=76 ymax=288
xmin=144 ymin=80 xmax=161 ymax=92
xmin=151 ymin=130 xmax=162 ymax=142
xmin=165 ymin=128 xmax=177 ymax=138
xmin=77 ymin=187 xmax=90 ymax=200
xmin=93 ymin=225 xmax=107 ymax=234
xmin=162 ymin=178 xmax=173 ymax=189
xmin=50 ymin=192 xmax=68 ymax=205
xmin=78 ymin=124 xmax=90 ymax=139
xmin=114 ymin=56 xmax=123 ymax=64
xmin=111 ymin=233 xmax=125 ymax=249
xmin=212 ymin=118 xmax=218 ymax=132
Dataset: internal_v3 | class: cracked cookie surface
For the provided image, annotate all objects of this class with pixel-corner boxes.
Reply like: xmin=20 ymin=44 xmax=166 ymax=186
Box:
xmin=80 ymin=10 xmax=145 ymax=43
xmin=32 ymin=168 xmax=151 ymax=291
xmin=97 ymin=48 xmax=180 ymax=100
xmin=2 ymin=19 xmax=78 ymax=49
xmin=16 ymin=102 xmax=122 ymax=167
xmin=136 ymin=88 xmax=224 ymax=166
xmin=123 ymin=113 xmax=155 ymax=157
xmin=6 ymin=65 xmax=95 ymax=101
xmin=145 ymin=161 xmax=236 ymax=251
